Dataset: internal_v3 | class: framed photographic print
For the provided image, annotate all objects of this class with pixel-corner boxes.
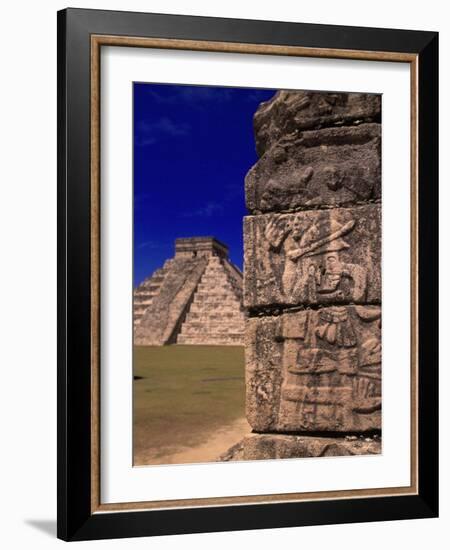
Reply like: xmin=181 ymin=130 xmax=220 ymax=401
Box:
xmin=57 ymin=8 xmax=438 ymax=541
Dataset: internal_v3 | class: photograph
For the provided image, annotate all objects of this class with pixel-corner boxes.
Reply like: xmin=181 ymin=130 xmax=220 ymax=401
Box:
xmin=54 ymin=6 xmax=439 ymax=542
xmin=132 ymin=83 xmax=382 ymax=466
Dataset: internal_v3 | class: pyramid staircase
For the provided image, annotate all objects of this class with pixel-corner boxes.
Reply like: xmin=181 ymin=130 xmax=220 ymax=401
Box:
xmin=176 ymin=255 xmax=245 ymax=345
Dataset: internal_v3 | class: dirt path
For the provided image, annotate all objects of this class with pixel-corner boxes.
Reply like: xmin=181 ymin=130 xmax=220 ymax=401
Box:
xmin=136 ymin=417 xmax=251 ymax=466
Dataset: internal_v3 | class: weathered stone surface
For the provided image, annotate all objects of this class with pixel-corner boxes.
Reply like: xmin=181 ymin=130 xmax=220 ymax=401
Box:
xmin=246 ymin=306 xmax=381 ymax=433
xmin=134 ymin=237 xmax=245 ymax=346
xmin=254 ymin=91 xmax=381 ymax=155
xmin=240 ymin=433 xmax=381 ymax=460
xmin=218 ymin=440 xmax=245 ymax=461
xmin=234 ymin=90 xmax=383 ymax=462
xmin=244 ymin=204 xmax=381 ymax=308
xmin=246 ymin=123 xmax=381 ymax=212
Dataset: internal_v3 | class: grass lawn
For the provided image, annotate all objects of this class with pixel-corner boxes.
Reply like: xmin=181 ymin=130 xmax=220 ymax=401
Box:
xmin=133 ymin=345 xmax=245 ymax=464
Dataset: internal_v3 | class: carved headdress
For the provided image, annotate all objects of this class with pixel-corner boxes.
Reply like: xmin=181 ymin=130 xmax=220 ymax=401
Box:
xmin=297 ymin=219 xmax=355 ymax=259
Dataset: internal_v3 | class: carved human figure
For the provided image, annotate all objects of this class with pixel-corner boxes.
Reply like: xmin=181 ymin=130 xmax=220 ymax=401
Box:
xmin=315 ymin=252 xmax=367 ymax=302
xmin=264 ymin=215 xmax=367 ymax=303
xmin=352 ymin=306 xmax=382 ymax=413
xmin=275 ymin=306 xmax=381 ymax=431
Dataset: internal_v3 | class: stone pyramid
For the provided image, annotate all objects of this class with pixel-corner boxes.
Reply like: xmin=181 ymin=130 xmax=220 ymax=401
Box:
xmin=134 ymin=237 xmax=245 ymax=346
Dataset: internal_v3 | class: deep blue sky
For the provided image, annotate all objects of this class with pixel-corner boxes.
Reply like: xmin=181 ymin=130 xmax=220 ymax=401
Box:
xmin=133 ymin=82 xmax=276 ymax=287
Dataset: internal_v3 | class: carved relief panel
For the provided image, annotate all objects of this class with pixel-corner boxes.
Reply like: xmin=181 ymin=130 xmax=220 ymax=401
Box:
xmin=246 ymin=123 xmax=381 ymax=213
xmin=244 ymin=205 xmax=381 ymax=308
xmin=246 ymin=306 xmax=381 ymax=433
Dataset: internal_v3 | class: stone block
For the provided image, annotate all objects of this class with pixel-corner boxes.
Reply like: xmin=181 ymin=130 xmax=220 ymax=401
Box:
xmin=246 ymin=123 xmax=381 ymax=212
xmin=241 ymin=433 xmax=381 ymax=460
xmin=246 ymin=306 xmax=381 ymax=432
xmin=254 ymin=90 xmax=381 ymax=155
xmin=244 ymin=205 xmax=381 ymax=308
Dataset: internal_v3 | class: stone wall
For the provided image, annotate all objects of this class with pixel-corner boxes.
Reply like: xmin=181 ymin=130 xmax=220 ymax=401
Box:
xmin=236 ymin=90 xmax=382 ymax=460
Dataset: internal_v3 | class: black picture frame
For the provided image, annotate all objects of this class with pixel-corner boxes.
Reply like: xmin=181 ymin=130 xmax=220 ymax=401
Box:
xmin=57 ymin=7 xmax=438 ymax=541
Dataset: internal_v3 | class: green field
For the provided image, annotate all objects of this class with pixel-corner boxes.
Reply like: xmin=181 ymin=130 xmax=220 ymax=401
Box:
xmin=133 ymin=345 xmax=245 ymax=465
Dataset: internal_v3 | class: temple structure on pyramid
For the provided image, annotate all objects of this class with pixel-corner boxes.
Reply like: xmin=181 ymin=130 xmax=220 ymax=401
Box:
xmin=134 ymin=237 xmax=245 ymax=346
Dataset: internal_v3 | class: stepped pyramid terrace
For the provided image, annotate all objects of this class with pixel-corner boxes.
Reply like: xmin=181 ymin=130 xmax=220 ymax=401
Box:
xmin=134 ymin=237 xmax=245 ymax=346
